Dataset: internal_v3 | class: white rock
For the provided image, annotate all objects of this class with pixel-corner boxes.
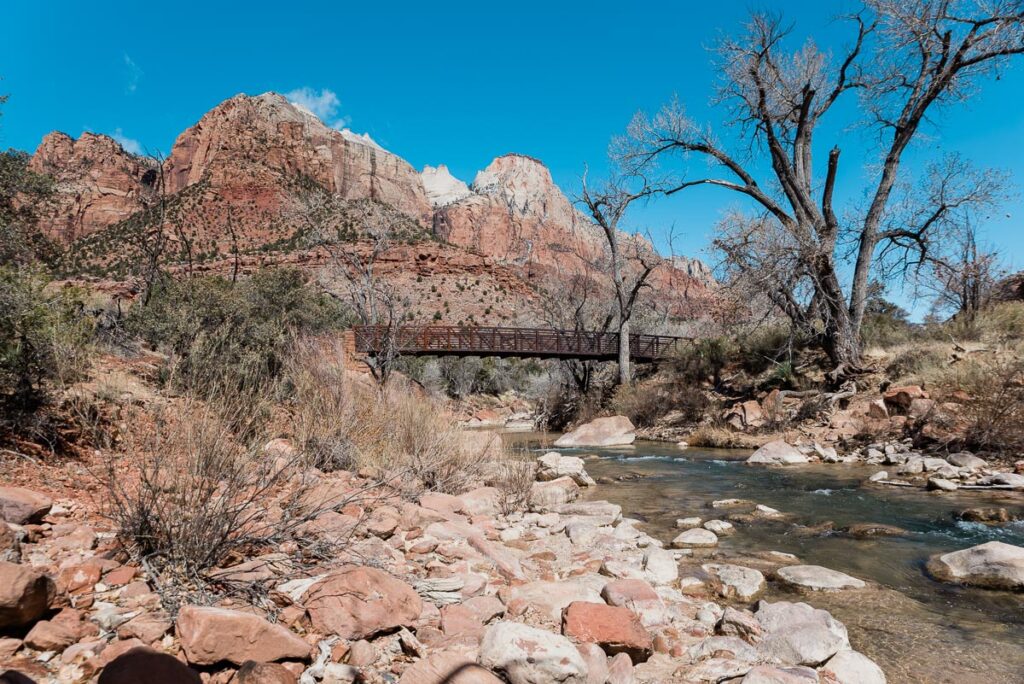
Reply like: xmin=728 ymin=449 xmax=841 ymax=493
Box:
xmin=642 ymin=547 xmax=679 ymax=586
xmin=676 ymin=517 xmax=703 ymax=529
xmin=672 ymin=528 xmax=719 ymax=548
xmin=947 ymin=452 xmax=986 ymax=470
xmin=554 ymin=416 xmax=636 ymax=448
xmin=420 ymin=164 xmax=473 ymax=208
xmin=755 ymin=601 xmax=850 ymax=667
xmin=776 ymin=565 xmax=866 ymax=591
xmin=536 ymin=452 xmax=596 ymax=487
xmin=703 ymin=520 xmax=735 ymax=536
xmin=819 ymin=649 xmax=886 ymax=684
xmin=926 ymin=541 xmax=1024 ymax=589
xmin=753 ymin=505 xmax=784 ymax=519
xmin=868 ymin=471 xmax=889 ymax=482
xmin=742 ymin=664 xmax=819 ymax=682
xmin=478 ymin=621 xmax=588 ymax=684
xmin=702 ymin=563 xmax=767 ymax=601
xmin=747 ymin=441 xmax=809 ymax=466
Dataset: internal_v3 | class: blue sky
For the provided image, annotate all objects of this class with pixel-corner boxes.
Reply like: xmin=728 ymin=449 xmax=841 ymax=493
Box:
xmin=3 ymin=0 xmax=1023 ymax=312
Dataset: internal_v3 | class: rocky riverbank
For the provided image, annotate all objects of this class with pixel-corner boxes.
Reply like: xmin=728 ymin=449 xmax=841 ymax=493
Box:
xmin=0 ymin=443 xmax=890 ymax=684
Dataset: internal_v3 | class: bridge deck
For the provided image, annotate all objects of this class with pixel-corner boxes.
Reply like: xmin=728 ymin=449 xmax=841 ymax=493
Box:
xmin=352 ymin=325 xmax=685 ymax=361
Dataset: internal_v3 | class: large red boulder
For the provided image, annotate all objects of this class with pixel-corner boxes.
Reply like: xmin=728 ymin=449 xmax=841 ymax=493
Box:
xmin=883 ymin=386 xmax=929 ymax=412
xmin=0 ymin=487 xmax=52 ymax=524
xmin=176 ymin=606 xmax=311 ymax=666
xmin=562 ymin=601 xmax=652 ymax=663
xmin=304 ymin=566 xmax=422 ymax=640
xmin=0 ymin=561 xmax=57 ymax=629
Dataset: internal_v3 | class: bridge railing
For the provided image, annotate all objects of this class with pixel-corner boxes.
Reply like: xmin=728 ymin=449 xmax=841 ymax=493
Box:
xmin=352 ymin=325 xmax=686 ymax=360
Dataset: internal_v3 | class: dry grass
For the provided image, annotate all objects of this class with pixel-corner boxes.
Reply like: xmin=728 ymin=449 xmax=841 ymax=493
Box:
xmin=685 ymin=424 xmax=764 ymax=449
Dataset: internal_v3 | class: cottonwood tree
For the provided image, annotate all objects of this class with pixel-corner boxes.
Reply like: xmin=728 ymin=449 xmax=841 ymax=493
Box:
xmin=578 ymin=173 xmax=663 ymax=385
xmin=619 ymin=0 xmax=1023 ymax=379
xmin=923 ymin=215 xmax=1003 ymax=324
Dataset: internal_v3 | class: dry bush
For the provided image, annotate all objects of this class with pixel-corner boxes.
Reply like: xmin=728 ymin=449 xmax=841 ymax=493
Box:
xmin=882 ymin=344 xmax=949 ymax=385
xmin=611 ymin=381 xmax=710 ymax=428
xmin=286 ymin=338 xmax=508 ymax=497
xmin=102 ymin=400 xmax=366 ymax=588
xmin=686 ymin=424 xmax=763 ymax=449
xmin=957 ymin=356 xmax=1024 ymax=455
xmin=488 ymin=449 xmax=537 ymax=515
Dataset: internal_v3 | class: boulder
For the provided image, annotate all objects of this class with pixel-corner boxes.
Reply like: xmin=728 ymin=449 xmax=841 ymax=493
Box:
xmin=703 ymin=520 xmax=735 ymax=536
xmin=775 ymin=565 xmax=865 ymax=591
xmin=755 ymin=601 xmax=850 ymax=667
xmin=641 ymin=547 xmax=678 ymax=586
xmin=0 ymin=487 xmax=52 ymax=524
xmin=562 ymin=602 xmax=652 ymax=662
xmin=607 ymin=652 xmax=635 ymax=684
xmin=0 ymin=523 xmax=20 ymax=563
xmin=536 ymin=452 xmax=595 ymax=487
xmin=819 ymin=649 xmax=886 ymax=684
xmin=530 ymin=477 xmax=581 ymax=509
xmin=600 ymin=579 xmax=669 ymax=628
xmin=399 ymin=649 xmax=504 ymax=683
xmin=554 ymin=416 xmax=636 ymax=448
xmin=508 ymin=580 xmax=604 ymax=623
xmin=478 ymin=621 xmax=588 ymax=684
xmin=457 ymin=487 xmax=502 ymax=517
xmin=176 ymin=606 xmax=311 ymax=666
xmin=746 ymin=441 xmax=809 ymax=466
xmin=99 ymin=647 xmax=202 ymax=684
xmin=980 ymin=473 xmax=1024 ymax=490
xmin=882 ymin=386 xmax=928 ymax=412
xmin=927 ymin=477 xmax=958 ymax=492
xmin=842 ymin=523 xmax=907 ymax=538
xmin=0 ymin=561 xmax=56 ymax=628
xmin=957 ymin=507 xmax=1012 ymax=524
xmin=304 ymin=566 xmax=423 ymax=639
xmin=947 ymin=452 xmax=986 ymax=469
xmin=702 ymin=563 xmax=767 ymax=602
xmin=671 ymin=528 xmax=718 ymax=548
xmin=232 ymin=661 xmax=299 ymax=684
xmin=925 ymin=541 xmax=1024 ymax=590
xmin=24 ymin=608 xmax=93 ymax=651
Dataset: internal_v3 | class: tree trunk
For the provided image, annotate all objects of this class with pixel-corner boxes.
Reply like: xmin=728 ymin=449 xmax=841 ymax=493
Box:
xmin=618 ymin=318 xmax=632 ymax=386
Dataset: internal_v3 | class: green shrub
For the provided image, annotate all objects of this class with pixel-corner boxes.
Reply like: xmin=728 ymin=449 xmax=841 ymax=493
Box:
xmin=0 ymin=265 xmax=93 ymax=417
xmin=127 ymin=268 xmax=352 ymax=401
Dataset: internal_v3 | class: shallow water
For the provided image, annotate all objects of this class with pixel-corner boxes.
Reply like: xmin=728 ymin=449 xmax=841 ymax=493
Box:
xmin=511 ymin=433 xmax=1024 ymax=683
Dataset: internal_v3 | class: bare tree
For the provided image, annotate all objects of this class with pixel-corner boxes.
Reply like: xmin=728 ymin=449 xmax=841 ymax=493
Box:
xmin=137 ymin=152 xmax=170 ymax=307
xmin=923 ymin=214 xmax=1003 ymax=324
xmin=578 ymin=173 xmax=662 ymax=385
xmin=620 ymin=1 xmax=1023 ymax=379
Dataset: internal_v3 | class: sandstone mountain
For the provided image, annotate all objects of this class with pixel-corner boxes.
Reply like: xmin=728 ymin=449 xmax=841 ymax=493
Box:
xmin=27 ymin=92 xmax=713 ymax=324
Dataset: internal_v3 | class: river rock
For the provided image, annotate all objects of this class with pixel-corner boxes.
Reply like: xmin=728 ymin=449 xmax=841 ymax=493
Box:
xmin=742 ymin=664 xmax=819 ymax=682
xmin=601 ymin=579 xmax=669 ymax=628
xmin=176 ymin=606 xmax=311 ymax=665
xmin=926 ymin=541 xmax=1024 ymax=589
xmin=642 ymin=547 xmax=678 ymax=586
xmin=819 ymin=649 xmax=886 ymax=684
xmin=927 ymin=476 xmax=958 ymax=492
xmin=676 ymin=517 xmax=703 ymax=529
xmin=868 ymin=471 xmax=888 ymax=482
xmin=478 ymin=621 xmax=588 ymax=684
xmin=508 ymin=580 xmax=604 ymax=623
xmin=957 ymin=507 xmax=1012 ymax=524
xmin=536 ymin=452 xmax=595 ymax=486
xmin=704 ymin=519 xmax=735 ymax=536
xmin=530 ymin=477 xmax=581 ymax=509
xmin=947 ymin=452 xmax=986 ymax=469
xmin=0 ymin=486 xmax=52 ymax=524
xmin=0 ymin=561 xmax=56 ymax=628
xmin=776 ymin=565 xmax=865 ymax=591
xmin=399 ymin=649 xmax=503 ymax=683
xmin=712 ymin=499 xmax=756 ymax=509
xmin=554 ymin=416 xmax=636 ymax=448
xmin=747 ymin=441 xmax=809 ymax=466
xmin=979 ymin=473 xmax=1024 ymax=490
xmin=672 ymin=528 xmax=718 ymax=548
xmin=562 ymin=602 xmax=652 ymax=662
xmin=304 ymin=566 xmax=423 ymax=639
xmin=842 ymin=523 xmax=907 ymax=538
xmin=703 ymin=563 xmax=767 ymax=601
xmin=755 ymin=600 xmax=850 ymax=667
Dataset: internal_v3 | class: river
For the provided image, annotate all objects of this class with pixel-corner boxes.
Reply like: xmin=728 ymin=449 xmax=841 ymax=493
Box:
xmin=510 ymin=433 xmax=1024 ymax=683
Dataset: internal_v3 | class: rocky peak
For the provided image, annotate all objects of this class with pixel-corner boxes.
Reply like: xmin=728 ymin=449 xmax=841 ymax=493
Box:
xmin=671 ymin=256 xmax=716 ymax=288
xmin=421 ymin=164 xmax=473 ymax=208
xmin=29 ymin=131 xmax=155 ymax=242
xmin=163 ymin=92 xmax=431 ymax=223
xmin=470 ymin=154 xmax=569 ymax=220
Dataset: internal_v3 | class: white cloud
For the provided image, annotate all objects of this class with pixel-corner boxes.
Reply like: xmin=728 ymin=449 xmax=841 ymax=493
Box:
xmin=123 ymin=53 xmax=142 ymax=93
xmin=111 ymin=128 xmax=143 ymax=155
xmin=284 ymin=86 xmax=351 ymax=130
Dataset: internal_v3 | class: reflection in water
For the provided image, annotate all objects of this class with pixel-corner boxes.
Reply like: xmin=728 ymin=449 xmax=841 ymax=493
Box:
xmin=508 ymin=433 xmax=1024 ymax=684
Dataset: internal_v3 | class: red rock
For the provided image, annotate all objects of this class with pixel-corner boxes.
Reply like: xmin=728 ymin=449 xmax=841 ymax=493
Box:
xmin=607 ymin=652 xmax=635 ymax=684
xmin=0 ymin=636 xmax=22 ymax=659
xmin=346 ymin=639 xmax=377 ymax=667
xmin=117 ymin=611 xmax=172 ymax=644
xmin=883 ymin=386 xmax=929 ymax=412
xmin=58 ymin=562 xmax=102 ymax=594
xmin=304 ymin=566 xmax=422 ymax=640
xmin=456 ymin=488 xmax=502 ymax=517
xmin=562 ymin=602 xmax=653 ymax=663
xmin=97 ymin=638 xmax=148 ymax=668
xmin=0 ymin=487 xmax=52 ymax=524
xmin=232 ymin=661 xmax=298 ymax=684
xmin=398 ymin=648 xmax=504 ymax=683
xmin=103 ymin=566 xmax=138 ymax=587
xmin=176 ymin=606 xmax=311 ymax=666
xmin=530 ymin=477 xmax=581 ymax=509
xmin=366 ymin=506 xmax=401 ymax=539
xmin=0 ymin=561 xmax=57 ymax=628
xmin=24 ymin=607 xmax=94 ymax=651
xmin=600 ymin=579 xmax=668 ymax=628
xmin=866 ymin=399 xmax=889 ymax=420
xmin=440 ymin=603 xmax=485 ymax=640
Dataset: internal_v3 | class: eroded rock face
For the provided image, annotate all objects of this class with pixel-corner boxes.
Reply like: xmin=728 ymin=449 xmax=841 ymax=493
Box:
xmin=304 ymin=566 xmax=423 ymax=639
xmin=175 ymin=605 xmax=311 ymax=665
xmin=164 ymin=93 xmax=431 ymax=224
xmin=926 ymin=541 xmax=1024 ymax=590
xmin=478 ymin=621 xmax=588 ymax=684
xmin=554 ymin=416 xmax=636 ymax=448
xmin=28 ymin=132 xmax=155 ymax=242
